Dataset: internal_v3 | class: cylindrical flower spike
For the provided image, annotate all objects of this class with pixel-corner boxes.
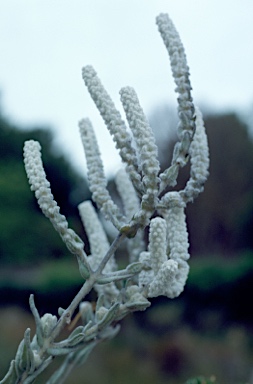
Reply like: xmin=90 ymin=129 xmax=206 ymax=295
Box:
xmin=82 ymin=65 xmax=143 ymax=194
xmin=115 ymin=168 xmax=145 ymax=263
xmin=148 ymin=259 xmax=178 ymax=298
xmin=156 ymin=13 xmax=195 ymax=139
xmin=148 ymin=259 xmax=189 ymax=298
xmin=180 ymin=106 xmax=210 ymax=203
xmin=23 ymin=140 xmax=87 ymax=259
xmin=115 ymin=168 xmax=140 ymax=220
xmin=138 ymin=251 xmax=154 ymax=287
xmin=148 ymin=217 xmax=167 ymax=275
xmin=78 ymin=201 xmax=117 ymax=273
xmin=147 ymin=192 xmax=190 ymax=298
xmin=158 ymin=189 xmax=185 ymax=211
xmin=120 ymin=86 xmax=160 ymax=227
xmin=165 ymin=200 xmax=190 ymax=262
xmin=78 ymin=200 xmax=119 ymax=299
xmin=79 ymin=118 xmax=124 ymax=229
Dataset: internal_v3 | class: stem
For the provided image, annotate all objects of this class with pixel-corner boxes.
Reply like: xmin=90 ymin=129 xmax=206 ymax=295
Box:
xmin=48 ymin=232 xmax=125 ymax=343
xmin=48 ymin=276 xmax=96 ymax=343
xmin=95 ymin=232 xmax=126 ymax=275
xmin=21 ymin=231 xmax=127 ymax=384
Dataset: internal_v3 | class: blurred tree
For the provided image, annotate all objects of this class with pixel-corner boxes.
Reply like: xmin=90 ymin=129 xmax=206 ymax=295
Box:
xmin=149 ymin=105 xmax=253 ymax=255
xmin=0 ymin=109 xmax=90 ymax=266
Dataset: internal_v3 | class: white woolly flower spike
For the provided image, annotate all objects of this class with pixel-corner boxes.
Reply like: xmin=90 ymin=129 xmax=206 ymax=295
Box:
xmin=165 ymin=201 xmax=190 ymax=262
xmin=138 ymin=218 xmax=168 ymax=290
xmin=146 ymin=192 xmax=190 ymax=298
xmin=148 ymin=259 xmax=189 ymax=299
xmin=78 ymin=201 xmax=117 ymax=273
xmin=156 ymin=13 xmax=195 ymax=138
xmin=138 ymin=251 xmax=154 ymax=287
xmin=82 ymin=65 xmax=143 ymax=194
xmin=148 ymin=259 xmax=179 ymax=298
xmin=79 ymin=118 xmax=124 ymax=229
xmin=180 ymin=106 xmax=210 ymax=203
xmin=78 ymin=200 xmax=119 ymax=299
xmin=158 ymin=189 xmax=185 ymax=211
xmin=120 ymin=86 xmax=160 ymax=227
xmin=23 ymin=140 xmax=86 ymax=257
xmin=115 ymin=168 xmax=140 ymax=220
xmin=139 ymin=214 xmax=189 ymax=299
xmin=115 ymin=169 xmax=145 ymax=263
xmin=148 ymin=217 xmax=167 ymax=275
xmin=155 ymin=13 xmax=197 ymax=196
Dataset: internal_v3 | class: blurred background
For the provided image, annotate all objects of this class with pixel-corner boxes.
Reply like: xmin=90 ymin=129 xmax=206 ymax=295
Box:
xmin=1 ymin=1 xmax=253 ymax=383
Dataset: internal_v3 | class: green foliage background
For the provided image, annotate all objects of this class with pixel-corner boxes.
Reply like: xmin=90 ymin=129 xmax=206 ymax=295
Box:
xmin=0 ymin=110 xmax=90 ymax=266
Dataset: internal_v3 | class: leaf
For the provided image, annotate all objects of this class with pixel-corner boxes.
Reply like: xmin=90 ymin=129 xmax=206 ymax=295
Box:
xmin=46 ymin=346 xmax=79 ymax=356
xmin=126 ymin=262 xmax=143 ymax=274
xmin=79 ymin=302 xmax=94 ymax=325
xmin=97 ymin=302 xmax=119 ymax=330
xmin=29 ymin=295 xmax=44 ymax=348
xmin=66 ymin=326 xmax=87 ymax=347
xmin=97 ymin=263 xmax=143 ymax=284
xmin=77 ymin=256 xmax=90 ymax=279
xmin=125 ymin=300 xmax=150 ymax=312
xmin=15 ymin=329 xmax=35 ymax=375
xmin=23 ymin=356 xmax=53 ymax=384
xmin=0 ymin=360 xmax=18 ymax=384
xmin=15 ymin=339 xmax=25 ymax=376
xmin=66 ymin=333 xmax=86 ymax=348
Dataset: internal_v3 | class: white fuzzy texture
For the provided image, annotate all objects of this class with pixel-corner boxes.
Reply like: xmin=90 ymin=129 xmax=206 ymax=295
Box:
xmin=138 ymin=213 xmax=189 ymax=299
xmin=115 ymin=168 xmax=140 ymax=220
xmin=78 ymin=200 xmax=119 ymax=298
xmin=78 ymin=201 xmax=117 ymax=272
xmin=149 ymin=259 xmax=189 ymax=298
xmin=120 ymin=86 xmax=160 ymax=227
xmin=23 ymin=140 xmax=84 ymax=255
xmin=191 ymin=107 xmax=209 ymax=182
xmin=115 ymin=169 xmax=145 ymax=262
xmin=40 ymin=313 xmax=58 ymax=338
xmin=82 ymin=65 xmax=143 ymax=194
xmin=138 ymin=251 xmax=154 ymax=287
xmin=146 ymin=199 xmax=190 ymax=298
xmin=148 ymin=259 xmax=178 ymax=297
xmin=79 ymin=118 xmax=124 ymax=228
xmin=181 ymin=106 xmax=210 ymax=202
xmin=148 ymin=217 xmax=167 ymax=275
xmin=156 ymin=13 xmax=195 ymax=138
xmin=158 ymin=190 xmax=185 ymax=211
xmin=166 ymin=205 xmax=190 ymax=262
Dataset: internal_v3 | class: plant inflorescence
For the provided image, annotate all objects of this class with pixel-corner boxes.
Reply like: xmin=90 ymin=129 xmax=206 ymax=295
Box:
xmin=1 ymin=13 xmax=209 ymax=384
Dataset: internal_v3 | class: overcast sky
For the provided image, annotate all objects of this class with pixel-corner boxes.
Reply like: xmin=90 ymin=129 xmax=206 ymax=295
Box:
xmin=1 ymin=1 xmax=253 ymax=174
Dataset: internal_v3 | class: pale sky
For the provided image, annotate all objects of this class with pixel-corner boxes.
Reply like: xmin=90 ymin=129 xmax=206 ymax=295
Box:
xmin=1 ymin=1 xmax=253 ymax=174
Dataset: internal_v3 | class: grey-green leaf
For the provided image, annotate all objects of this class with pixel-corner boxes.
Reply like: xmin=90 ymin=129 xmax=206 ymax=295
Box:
xmin=97 ymin=302 xmax=119 ymax=330
xmin=126 ymin=262 xmax=143 ymax=274
xmin=0 ymin=360 xmax=18 ymax=384
xmin=29 ymin=295 xmax=44 ymax=348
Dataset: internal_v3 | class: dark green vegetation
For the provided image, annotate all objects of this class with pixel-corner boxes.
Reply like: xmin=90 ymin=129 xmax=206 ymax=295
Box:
xmin=1 ymin=105 xmax=253 ymax=383
xmin=0 ymin=109 xmax=90 ymax=266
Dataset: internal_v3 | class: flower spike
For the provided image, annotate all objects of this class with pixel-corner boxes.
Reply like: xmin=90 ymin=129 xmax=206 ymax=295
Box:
xmin=82 ymin=65 xmax=143 ymax=194
xmin=79 ymin=118 xmax=124 ymax=229
xmin=23 ymin=140 xmax=87 ymax=260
